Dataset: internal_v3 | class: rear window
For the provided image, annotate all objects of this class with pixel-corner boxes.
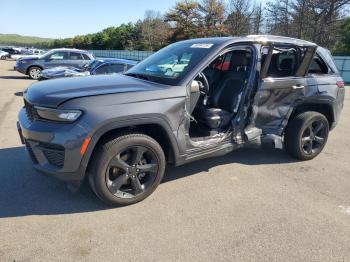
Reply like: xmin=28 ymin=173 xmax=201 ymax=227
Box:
xmin=69 ymin=52 xmax=83 ymax=60
xmin=308 ymin=56 xmax=329 ymax=74
xmin=82 ymin=54 xmax=91 ymax=60
xmin=317 ymin=47 xmax=338 ymax=74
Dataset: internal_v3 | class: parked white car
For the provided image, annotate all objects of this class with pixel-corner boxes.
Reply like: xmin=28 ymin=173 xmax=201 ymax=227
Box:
xmin=0 ymin=50 xmax=9 ymax=60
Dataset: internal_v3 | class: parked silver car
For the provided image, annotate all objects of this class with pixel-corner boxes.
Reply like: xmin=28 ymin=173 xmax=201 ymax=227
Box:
xmin=0 ymin=50 xmax=9 ymax=60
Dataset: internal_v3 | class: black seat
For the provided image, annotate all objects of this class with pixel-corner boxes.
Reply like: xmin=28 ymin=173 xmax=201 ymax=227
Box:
xmin=194 ymin=52 xmax=249 ymax=129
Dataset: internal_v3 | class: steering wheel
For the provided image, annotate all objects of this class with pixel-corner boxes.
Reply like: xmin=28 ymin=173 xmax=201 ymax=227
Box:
xmin=197 ymin=72 xmax=210 ymax=95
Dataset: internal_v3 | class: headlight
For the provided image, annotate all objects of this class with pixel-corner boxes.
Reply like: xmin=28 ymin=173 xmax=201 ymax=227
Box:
xmin=20 ymin=60 xmax=28 ymax=64
xmin=35 ymin=107 xmax=82 ymax=122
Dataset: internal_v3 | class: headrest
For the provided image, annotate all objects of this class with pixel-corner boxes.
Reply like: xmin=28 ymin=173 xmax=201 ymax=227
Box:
xmin=280 ymin=58 xmax=293 ymax=70
xmin=231 ymin=52 xmax=249 ymax=68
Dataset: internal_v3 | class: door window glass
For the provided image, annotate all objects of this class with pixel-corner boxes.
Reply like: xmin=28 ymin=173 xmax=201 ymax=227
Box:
xmin=266 ymin=49 xmax=298 ymax=77
xmin=95 ymin=64 xmax=110 ymax=74
xmin=69 ymin=52 xmax=83 ymax=60
xmin=48 ymin=52 xmax=66 ymax=60
xmin=109 ymin=64 xmax=125 ymax=74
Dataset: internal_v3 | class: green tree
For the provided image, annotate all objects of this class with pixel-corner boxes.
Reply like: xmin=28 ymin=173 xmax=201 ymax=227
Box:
xmin=198 ymin=0 xmax=227 ymax=36
xmin=333 ymin=17 xmax=350 ymax=55
xmin=165 ymin=0 xmax=202 ymax=41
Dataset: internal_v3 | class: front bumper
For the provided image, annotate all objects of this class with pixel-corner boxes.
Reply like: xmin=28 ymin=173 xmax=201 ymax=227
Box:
xmin=17 ymin=107 xmax=90 ymax=183
xmin=15 ymin=63 xmax=28 ymax=74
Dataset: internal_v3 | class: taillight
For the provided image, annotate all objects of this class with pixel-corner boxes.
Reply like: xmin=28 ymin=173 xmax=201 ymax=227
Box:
xmin=336 ymin=81 xmax=345 ymax=88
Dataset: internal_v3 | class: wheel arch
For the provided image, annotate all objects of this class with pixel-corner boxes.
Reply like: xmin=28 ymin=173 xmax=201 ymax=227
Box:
xmin=81 ymin=117 xmax=181 ymax=178
xmin=26 ymin=65 xmax=43 ymax=75
xmin=288 ymin=101 xmax=335 ymax=129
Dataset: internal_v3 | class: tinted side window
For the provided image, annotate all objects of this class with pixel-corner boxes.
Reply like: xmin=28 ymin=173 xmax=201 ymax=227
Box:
xmin=308 ymin=57 xmax=329 ymax=74
xmin=95 ymin=64 xmax=109 ymax=75
xmin=266 ymin=49 xmax=298 ymax=78
xmin=69 ymin=52 xmax=83 ymax=60
xmin=109 ymin=64 xmax=125 ymax=73
xmin=82 ymin=54 xmax=91 ymax=60
xmin=125 ymin=64 xmax=134 ymax=70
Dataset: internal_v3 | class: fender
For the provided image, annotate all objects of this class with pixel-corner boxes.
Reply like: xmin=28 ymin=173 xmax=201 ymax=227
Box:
xmin=284 ymin=96 xmax=336 ymax=132
xmin=78 ymin=114 xmax=182 ymax=177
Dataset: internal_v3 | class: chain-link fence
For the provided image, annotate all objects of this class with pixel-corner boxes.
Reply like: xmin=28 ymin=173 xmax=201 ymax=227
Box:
xmin=334 ymin=56 xmax=350 ymax=83
xmin=88 ymin=50 xmax=154 ymax=61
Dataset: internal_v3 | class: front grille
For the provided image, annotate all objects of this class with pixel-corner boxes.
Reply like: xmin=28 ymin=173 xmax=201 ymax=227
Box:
xmin=40 ymin=142 xmax=65 ymax=168
xmin=24 ymin=99 xmax=39 ymax=121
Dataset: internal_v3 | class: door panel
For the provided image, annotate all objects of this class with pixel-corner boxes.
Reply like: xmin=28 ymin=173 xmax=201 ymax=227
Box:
xmin=249 ymin=44 xmax=316 ymax=135
xmin=252 ymin=77 xmax=307 ymax=134
xmin=44 ymin=51 xmax=68 ymax=68
xmin=65 ymin=52 xmax=86 ymax=68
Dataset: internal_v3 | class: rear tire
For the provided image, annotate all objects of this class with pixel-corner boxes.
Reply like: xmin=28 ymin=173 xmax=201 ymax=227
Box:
xmin=28 ymin=66 xmax=42 ymax=80
xmin=88 ymin=133 xmax=166 ymax=206
xmin=285 ymin=111 xmax=329 ymax=161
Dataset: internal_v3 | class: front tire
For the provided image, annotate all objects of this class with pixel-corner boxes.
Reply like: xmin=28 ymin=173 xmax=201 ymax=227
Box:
xmin=285 ymin=111 xmax=329 ymax=161
xmin=28 ymin=66 xmax=42 ymax=80
xmin=89 ymin=133 xmax=166 ymax=206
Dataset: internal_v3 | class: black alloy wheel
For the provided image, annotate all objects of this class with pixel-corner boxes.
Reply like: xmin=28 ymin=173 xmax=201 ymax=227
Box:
xmin=106 ymin=145 xmax=159 ymax=198
xmin=89 ymin=133 xmax=166 ymax=206
xmin=300 ymin=120 xmax=327 ymax=156
xmin=285 ymin=111 xmax=329 ymax=160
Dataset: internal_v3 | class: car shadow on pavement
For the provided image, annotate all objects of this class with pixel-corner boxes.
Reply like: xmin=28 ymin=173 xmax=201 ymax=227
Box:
xmin=0 ymin=146 xmax=295 ymax=218
xmin=0 ymin=146 xmax=109 ymax=218
xmin=163 ymin=147 xmax=295 ymax=183
xmin=14 ymin=92 xmax=23 ymax=97
xmin=0 ymin=75 xmax=30 ymax=80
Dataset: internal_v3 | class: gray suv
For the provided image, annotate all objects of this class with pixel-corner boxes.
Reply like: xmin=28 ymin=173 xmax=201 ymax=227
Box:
xmin=15 ymin=48 xmax=94 ymax=79
xmin=17 ymin=36 xmax=345 ymax=206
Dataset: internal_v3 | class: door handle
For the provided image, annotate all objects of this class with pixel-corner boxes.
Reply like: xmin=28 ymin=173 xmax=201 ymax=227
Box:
xmin=292 ymin=85 xmax=304 ymax=89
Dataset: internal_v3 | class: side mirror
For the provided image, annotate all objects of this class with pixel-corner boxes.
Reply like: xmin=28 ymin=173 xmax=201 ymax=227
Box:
xmin=190 ymin=80 xmax=200 ymax=93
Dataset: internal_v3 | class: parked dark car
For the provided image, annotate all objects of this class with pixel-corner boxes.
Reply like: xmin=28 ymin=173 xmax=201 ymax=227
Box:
xmin=41 ymin=58 xmax=137 ymax=80
xmin=1 ymin=47 xmax=20 ymax=56
xmin=15 ymin=48 xmax=94 ymax=80
xmin=17 ymin=35 xmax=345 ymax=206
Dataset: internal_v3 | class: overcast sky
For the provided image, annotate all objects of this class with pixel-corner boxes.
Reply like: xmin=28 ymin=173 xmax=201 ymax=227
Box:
xmin=0 ymin=0 xmax=266 ymax=38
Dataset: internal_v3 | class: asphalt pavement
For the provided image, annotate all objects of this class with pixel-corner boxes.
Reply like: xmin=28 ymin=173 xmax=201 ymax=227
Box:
xmin=0 ymin=60 xmax=349 ymax=262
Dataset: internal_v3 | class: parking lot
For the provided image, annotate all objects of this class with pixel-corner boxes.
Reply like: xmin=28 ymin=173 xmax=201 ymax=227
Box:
xmin=0 ymin=59 xmax=349 ymax=261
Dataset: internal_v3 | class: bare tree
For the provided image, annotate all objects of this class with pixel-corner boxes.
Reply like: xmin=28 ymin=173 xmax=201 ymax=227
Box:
xmin=140 ymin=10 xmax=170 ymax=51
xmin=251 ymin=1 xmax=264 ymax=34
xmin=265 ymin=0 xmax=292 ymax=36
xmin=225 ymin=0 xmax=254 ymax=36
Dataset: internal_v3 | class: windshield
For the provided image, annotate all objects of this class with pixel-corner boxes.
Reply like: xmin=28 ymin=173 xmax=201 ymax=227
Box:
xmin=84 ymin=60 xmax=101 ymax=71
xmin=126 ymin=42 xmax=216 ymax=85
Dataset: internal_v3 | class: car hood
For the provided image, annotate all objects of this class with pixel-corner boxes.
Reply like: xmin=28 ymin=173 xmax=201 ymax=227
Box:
xmin=24 ymin=74 xmax=178 ymax=107
xmin=18 ymin=55 xmax=40 ymax=61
